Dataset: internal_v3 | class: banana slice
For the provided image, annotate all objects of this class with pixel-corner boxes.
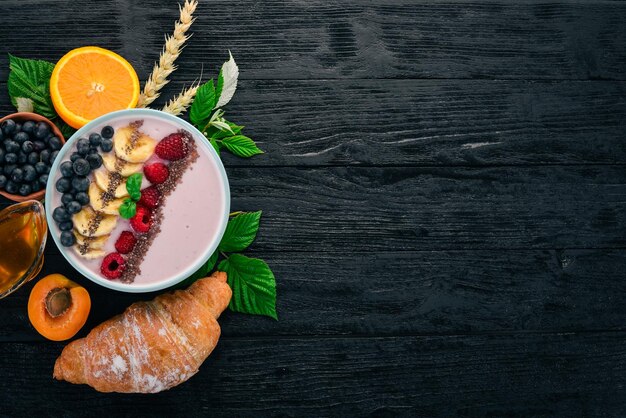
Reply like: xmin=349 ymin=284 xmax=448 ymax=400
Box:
xmin=73 ymin=246 xmax=106 ymax=260
xmin=74 ymin=230 xmax=109 ymax=250
xmin=114 ymin=126 xmax=156 ymax=163
xmin=73 ymin=206 xmax=118 ymax=237
xmin=89 ymin=182 xmax=125 ymax=215
xmin=102 ymin=152 xmax=143 ymax=177
xmin=94 ymin=168 xmax=129 ymax=198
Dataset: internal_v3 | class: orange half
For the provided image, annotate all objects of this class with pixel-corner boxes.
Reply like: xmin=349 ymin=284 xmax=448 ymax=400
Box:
xmin=50 ymin=46 xmax=140 ymax=129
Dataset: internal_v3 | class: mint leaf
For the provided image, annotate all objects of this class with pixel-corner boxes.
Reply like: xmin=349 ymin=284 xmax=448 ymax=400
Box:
xmin=221 ymin=135 xmax=263 ymax=158
xmin=126 ymin=173 xmax=142 ymax=201
xmin=119 ymin=199 xmax=136 ymax=219
xmin=219 ymin=211 xmax=261 ymax=252
xmin=189 ymin=80 xmax=216 ymax=127
xmin=219 ymin=254 xmax=277 ymax=319
xmin=7 ymin=55 xmax=56 ymax=118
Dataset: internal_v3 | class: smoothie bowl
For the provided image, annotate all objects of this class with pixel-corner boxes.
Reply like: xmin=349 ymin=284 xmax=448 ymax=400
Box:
xmin=45 ymin=109 xmax=230 ymax=293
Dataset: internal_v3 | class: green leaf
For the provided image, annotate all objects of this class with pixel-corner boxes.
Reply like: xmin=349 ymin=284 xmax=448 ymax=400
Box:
xmin=119 ymin=199 xmax=136 ymax=219
xmin=219 ymin=254 xmax=277 ymax=319
xmin=218 ymin=211 xmax=262 ymax=252
xmin=189 ymin=80 xmax=216 ymax=127
xmin=7 ymin=55 xmax=56 ymax=118
xmin=126 ymin=173 xmax=142 ymax=201
xmin=209 ymin=137 xmax=221 ymax=155
xmin=207 ymin=121 xmax=243 ymax=141
xmin=221 ymin=135 xmax=263 ymax=158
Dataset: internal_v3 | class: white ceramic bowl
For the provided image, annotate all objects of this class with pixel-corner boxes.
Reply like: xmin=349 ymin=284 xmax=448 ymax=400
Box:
xmin=45 ymin=109 xmax=230 ymax=293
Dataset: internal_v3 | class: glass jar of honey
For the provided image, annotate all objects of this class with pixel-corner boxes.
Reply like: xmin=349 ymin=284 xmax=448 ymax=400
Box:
xmin=0 ymin=200 xmax=47 ymax=298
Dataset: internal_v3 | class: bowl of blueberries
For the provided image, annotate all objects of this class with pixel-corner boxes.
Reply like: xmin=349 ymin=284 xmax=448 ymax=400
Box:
xmin=0 ymin=112 xmax=65 ymax=202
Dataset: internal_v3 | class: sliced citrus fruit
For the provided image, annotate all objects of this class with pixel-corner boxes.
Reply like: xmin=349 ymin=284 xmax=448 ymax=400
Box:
xmin=50 ymin=46 xmax=140 ymax=129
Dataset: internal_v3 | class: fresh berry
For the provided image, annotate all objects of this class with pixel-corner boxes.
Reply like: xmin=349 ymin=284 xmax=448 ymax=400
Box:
xmin=100 ymin=138 xmax=113 ymax=152
xmin=14 ymin=123 xmax=22 ymax=133
xmin=75 ymin=191 xmax=89 ymax=206
xmin=48 ymin=136 xmax=62 ymax=150
xmin=3 ymin=164 xmax=16 ymax=176
xmin=1 ymin=119 xmax=16 ymax=135
xmin=0 ymin=148 xmax=4 ymax=164
xmin=66 ymin=201 xmax=82 ymax=214
xmin=130 ymin=205 xmax=152 ymax=233
xmin=38 ymin=174 xmax=48 ymax=186
xmin=58 ymin=220 xmax=73 ymax=231
xmin=155 ymin=133 xmax=188 ymax=160
xmin=50 ymin=150 xmax=59 ymax=163
xmin=4 ymin=140 xmax=19 ymax=154
xmin=22 ymin=165 xmax=37 ymax=182
xmin=138 ymin=186 xmax=161 ymax=209
xmin=56 ymin=177 xmax=71 ymax=193
xmin=86 ymin=152 xmax=103 ymax=169
xmin=18 ymin=183 xmax=31 ymax=196
xmin=28 ymin=152 xmax=39 ymax=165
xmin=17 ymin=152 xmax=27 ymax=164
xmin=52 ymin=206 xmax=70 ymax=223
xmin=5 ymin=180 xmax=17 ymax=194
xmin=144 ymin=162 xmax=169 ymax=184
xmin=60 ymin=231 xmax=76 ymax=247
xmin=60 ymin=161 xmax=74 ymax=177
xmin=73 ymin=158 xmax=90 ymax=176
xmin=101 ymin=253 xmax=126 ymax=279
xmin=33 ymin=141 xmax=46 ymax=151
xmin=21 ymin=140 xmax=34 ymax=153
xmin=71 ymin=176 xmax=90 ymax=192
xmin=21 ymin=121 xmax=35 ymax=134
xmin=39 ymin=149 xmax=51 ymax=164
xmin=115 ymin=231 xmax=137 ymax=254
xmin=13 ymin=132 xmax=29 ymax=144
xmin=70 ymin=152 xmax=81 ymax=162
xmin=77 ymin=138 xmax=90 ymax=156
xmin=30 ymin=181 xmax=41 ymax=193
xmin=0 ymin=175 xmax=6 ymax=189
xmin=4 ymin=153 xmax=17 ymax=164
xmin=33 ymin=122 xmax=50 ymax=139
xmin=101 ymin=126 xmax=114 ymax=139
xmin=61 ymin=193 xmax=74 ymax=206
xmin=89 ymin=133 xmax=102 ymax=147
xmin=10 ymin=168 xmax=23 ymax=183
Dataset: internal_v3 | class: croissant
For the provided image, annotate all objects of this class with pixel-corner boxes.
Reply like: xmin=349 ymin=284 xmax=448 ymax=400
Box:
xmin=53 ymin=271 xmax=231 ymax=393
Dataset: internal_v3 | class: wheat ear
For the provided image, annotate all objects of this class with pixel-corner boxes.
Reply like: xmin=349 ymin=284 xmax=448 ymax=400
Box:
xmin=161 ymin=83 xmax=200 ymax=115
xmin=137 ymin=0 xmax=198 ymax=108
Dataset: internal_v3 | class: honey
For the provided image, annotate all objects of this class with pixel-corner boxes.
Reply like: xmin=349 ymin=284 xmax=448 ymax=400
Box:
xmin=0 ymin=200 xmax=47 ymax=298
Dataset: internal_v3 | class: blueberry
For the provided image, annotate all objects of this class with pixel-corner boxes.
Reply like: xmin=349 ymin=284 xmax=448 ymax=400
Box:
xmin=71 ymin=176 xmax=90 ymax=192
xmin=4 ymin=140 xmax=20 ymax=153
xmin=33 ymin=122 xmax=50 ymax=139
xmin=14 ymin=123 xmax=22 ymax=133
xmin=21 ymin=140 xmax=34 ymax=153
xmin=38 ymin=173 xmax=48 ymax=186
xmin=52 ymin=206 xmax=70 ymax=223
xmin=75 ymin=191 xmax=89 ymax=205
xmin=66 ymin=201 xmax=82 ymax=214
xmin=13 ymin=131 xmax=29 ymax=144
xmin=70 ymin=152 xmax=81 ymax=162
xmin=33 ymin=141 xmax=46 ymax=151
xmin=100 ymin=138 xmax=113 ymax=152
xmin=48 ymin=136 xmax=62 ymax=150
xmin=1 ymin=119 xmax=16 ymax=135
xmin=30 ymin=181 xmax=41 ymax=193
xmin=18 ymin=183 xmax=31 ymax=196
xmin=77 ymin=138 xmax=90 ymax=156
xmin=50 ymin=150 xmax=59 ymax=163
xmin=88 ymin=132 xmax=102 ymax=146
xmin=4 ymin=153 xmax=17 ymax=164
xmin=22 ymin=165 xmax=36 ymax=182
xmin=61 ymin=193 xmax=74 ymax=206
xmin=3 ymin=164 xmax=16 ymax=176
xmin=0 ymin=175 xmax=6 ymax=189
xmin=58 ymin=220 xmax=73 ymax=231
xmin=26 ymin=152 xmax=37 ymax=165
xmin=17 ymin=152 xmax=27 ymax=164
xmin=5 ymin=180 xmax=18 ymax=194
xmin=101 ymin=126 xmax=114 ymax=139
xmin=60 ymin=161 xmax=74 ymax=177
xmin=39 ymin=149 xmax=51 ymax=164
xmin=34 ymin=162 xmax=48 ymax=175
xmin=73 ymin=158 xmax=90 ymax=176
xmin=55 ymin=177 xmax=72 ymax=193
xmin=60 ymin=231 xmax=76 ymax=247
xmin=21 ymin=121 xmax=35 ymax=135
xmin=86 ymin=152 xmax=103 ymax=169
xmin=10 ymin=168 xmax=23 ymax=183
xmin=0 ymin=148 xmax=4 ymax=164
xmin=0 ymin=130 xmax=3 ymax=141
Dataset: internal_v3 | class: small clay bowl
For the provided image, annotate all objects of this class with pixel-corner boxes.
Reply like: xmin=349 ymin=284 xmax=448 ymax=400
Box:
xmin=0 ymin=112 xmax=65 ymax=202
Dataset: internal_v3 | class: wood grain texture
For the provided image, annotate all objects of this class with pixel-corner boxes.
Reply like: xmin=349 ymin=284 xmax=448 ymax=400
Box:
xmin=1 ymin=248 xmax=626 ymax=342
xmin=1 ymin=332 xmax=626 ymax=416
xmin=0 ymin=1 xmax=625 ymax=81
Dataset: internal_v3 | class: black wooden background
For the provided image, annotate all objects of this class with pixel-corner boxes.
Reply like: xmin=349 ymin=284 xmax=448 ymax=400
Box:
xmin=1 ymin=0 xmax=625 ymax=416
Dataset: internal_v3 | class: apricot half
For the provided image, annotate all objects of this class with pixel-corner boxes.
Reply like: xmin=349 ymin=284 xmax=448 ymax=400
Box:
xmin=27 ymin=274 xmax=91 ymax=341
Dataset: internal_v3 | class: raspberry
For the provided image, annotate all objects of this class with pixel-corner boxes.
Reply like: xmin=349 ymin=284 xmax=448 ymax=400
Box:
xmin=138 ymin=185 xmax=161 ymax=209
xmin=100 ymin=253 xmax=126 ymax=280
xmin=155 ymin=132 xmax=188 ymax=161
xmin=114 ymin=231 xmax=137 ymax=254
xmin=144 ymin=162 xmax=169 ymax=184
xmin=130 ymin=205 xmax=152 ymax=233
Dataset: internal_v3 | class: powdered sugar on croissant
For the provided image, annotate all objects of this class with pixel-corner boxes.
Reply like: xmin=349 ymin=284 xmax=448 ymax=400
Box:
xmin=53 ymin=271 xmax=232 ymax=393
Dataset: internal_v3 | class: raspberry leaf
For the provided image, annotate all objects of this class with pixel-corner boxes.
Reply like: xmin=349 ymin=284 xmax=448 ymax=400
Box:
xmin=189 ymin=79 xmax=216 ymax=126
xmin=219 ymin=254 xmax=277 ymax=319
xmin=219 ymin=211 xmax=262 ymax=252
xmin=220 ymin=135 xmax=263 ymax=158
xmin=119 ymin=199 xmax=136 ymax=219
xmin=7 ymin=55 xmax=56 ymax=118
xmin=215 ymin=51 xmax=239 ymax=109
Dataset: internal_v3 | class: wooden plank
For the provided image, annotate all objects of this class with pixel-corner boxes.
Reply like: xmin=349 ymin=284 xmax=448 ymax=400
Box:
xmin=1 ymin=79 xmax=625 ymax=166
xmin=2 ymin=248 xmax=626 ymax=342
xmin=1 ymin=332 xmax=625 ymax=415
xmin=0 ymin=1 xmax=624 ymax=80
